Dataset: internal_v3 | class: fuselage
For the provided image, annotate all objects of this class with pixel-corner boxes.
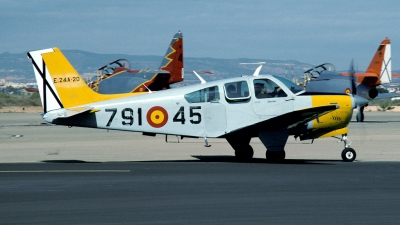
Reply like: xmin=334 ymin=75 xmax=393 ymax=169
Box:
xmin=44 ymin=75 xmax=355 ymax=140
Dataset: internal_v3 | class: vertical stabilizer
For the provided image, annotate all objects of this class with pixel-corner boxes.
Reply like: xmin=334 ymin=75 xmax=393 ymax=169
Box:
xmin=27 ymin=48 xmax=63 ymax=113
xmin=380 ymin=39 xmax=391 ymax=84
xmin=159 ymin=31 xmax=184 ymax=84
xmin=27 ymin=48 xmax=138 ymax=113
xmin=366 ymin=38 xmax=391 ymax=84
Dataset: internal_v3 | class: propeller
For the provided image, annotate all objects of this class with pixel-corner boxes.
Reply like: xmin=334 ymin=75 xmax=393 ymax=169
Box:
xmin=348 ymin=59 xmax=368 ymax=122
xmin=349 ymin=59 xmax=357 ymax=95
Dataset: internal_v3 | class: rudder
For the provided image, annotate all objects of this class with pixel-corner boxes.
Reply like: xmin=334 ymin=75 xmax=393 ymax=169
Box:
xmin=366 ymin=38 xmax=391 ymax=84
xmin=159 ymin=31 xmax=184 ymax=84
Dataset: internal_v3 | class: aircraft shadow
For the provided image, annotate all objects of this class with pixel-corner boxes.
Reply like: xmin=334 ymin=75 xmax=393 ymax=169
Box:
xmin=41 ymin=157 xmax=340 ymax=165
xmin=139 ymin=155 xmax=339 ymax=165
xmin=42 ymin=160 xmax=100 ymax=164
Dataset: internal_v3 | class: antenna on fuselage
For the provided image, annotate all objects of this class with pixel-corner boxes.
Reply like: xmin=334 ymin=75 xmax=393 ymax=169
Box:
xmin=193 ymin=71 xmax=206 ymax=84
xmin=239 ymin=62 xmax=266 ymax=76
xmin=142 ymin=84 xmax=152 ymax=93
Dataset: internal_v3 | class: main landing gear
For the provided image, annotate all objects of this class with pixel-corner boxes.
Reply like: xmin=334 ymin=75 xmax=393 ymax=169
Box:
xmin=234 ymin=145 xmax=286 ymax=162
xmin=227 ymin=136 xmax=254 ymax=161
xmin=234 ymin=145 xmax=254 ymax=161
xmin=228 ymin=131 xmax=289 ymax=162
xmin=356 ymin=106 xmax=365 ymax=122
xmin=228 ymin=132 xmax=357 ymax=162
xmin=340 ymin=134 xmax=356 ymax=162
xmin=266 ymin=150 xmax=285 ymax=162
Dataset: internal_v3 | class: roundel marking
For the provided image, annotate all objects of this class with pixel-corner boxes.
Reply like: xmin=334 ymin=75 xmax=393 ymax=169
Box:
xmin=345 ymin=88 xmax=351 ymax=94
xmin=147 ymin=106 xmax=168 ymax=128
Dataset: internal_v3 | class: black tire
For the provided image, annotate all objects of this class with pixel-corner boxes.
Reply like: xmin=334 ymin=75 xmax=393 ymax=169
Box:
xmin=266 ymin=150 xmax=285 ymax=162
xmin=341 ymin=148 xmax=356 ymax=162
xmin=235 ymin=145 xmax=254 ymax=161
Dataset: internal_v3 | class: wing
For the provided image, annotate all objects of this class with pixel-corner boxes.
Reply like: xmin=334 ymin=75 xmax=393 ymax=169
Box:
xmin=220 ymin=105 xmax=338 ymax=138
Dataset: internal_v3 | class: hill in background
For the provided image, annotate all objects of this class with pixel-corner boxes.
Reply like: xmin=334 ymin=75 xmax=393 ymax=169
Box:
xmin=1 ymin=50 xmax=315 ymax=85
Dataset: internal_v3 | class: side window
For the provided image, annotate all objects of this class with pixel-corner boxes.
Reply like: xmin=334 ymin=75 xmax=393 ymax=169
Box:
xmin=253 ymin=79 xmax=287 ymax=99
xmin=184 ymin=86 xmax=220 ymax=103
xmin=224 ymin=81 xmax=250 ymax=101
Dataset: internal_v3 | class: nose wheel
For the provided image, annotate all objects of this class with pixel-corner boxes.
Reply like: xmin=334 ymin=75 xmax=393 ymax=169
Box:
xmin=341 ymin=148 xmax=356 ymax=162
xmin=338 ymin=134 xmax=356 ymax=162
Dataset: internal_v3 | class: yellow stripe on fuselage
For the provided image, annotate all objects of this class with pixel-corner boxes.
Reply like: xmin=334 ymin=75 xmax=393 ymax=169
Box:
xmin=310 ymin=95 xmax=352 ymax=138
xmin=42 ymin=48 xmax=144 ymax=108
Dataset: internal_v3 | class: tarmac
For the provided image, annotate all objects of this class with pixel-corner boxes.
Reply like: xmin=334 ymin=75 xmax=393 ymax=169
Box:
xmin=1 ymin=111 xmax=400 ymax=163
xmin=2 ymin=111 xmax=400 ymax=224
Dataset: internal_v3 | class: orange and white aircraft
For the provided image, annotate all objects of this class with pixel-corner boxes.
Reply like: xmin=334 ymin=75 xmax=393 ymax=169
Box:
xmin=306 ymin=38 xmax=392 ymax=122
xmin=89 ymin=31 xmax=184 ymax=94
xmin=338 ymin=38 xmax=391 ymax=95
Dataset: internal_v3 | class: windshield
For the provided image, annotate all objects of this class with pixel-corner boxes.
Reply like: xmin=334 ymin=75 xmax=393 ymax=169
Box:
xmin=272 ymin=76 xmax=304 ymax=94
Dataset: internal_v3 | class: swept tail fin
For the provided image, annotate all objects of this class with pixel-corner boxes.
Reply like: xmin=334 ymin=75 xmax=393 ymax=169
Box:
xmin=27 ymin=48 xmax=138 ymax=113
xmin=159 ymin=31 xmax=184 ymax=84
xmin=366 ymin=38 xmax=391 ymax=84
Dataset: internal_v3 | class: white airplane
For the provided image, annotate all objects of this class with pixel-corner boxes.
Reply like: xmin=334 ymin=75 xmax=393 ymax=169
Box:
xmin=27 ymin=48 xmax=368 ymax=162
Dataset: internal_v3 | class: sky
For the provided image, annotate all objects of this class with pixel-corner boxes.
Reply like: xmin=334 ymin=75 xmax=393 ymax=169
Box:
xmin=1 ymin=0 xmax=399 ymax=71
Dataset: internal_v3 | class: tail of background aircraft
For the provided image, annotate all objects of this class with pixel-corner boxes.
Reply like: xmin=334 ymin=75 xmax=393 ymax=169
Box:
xmin=159 ymin=31 xmax=184 ymax=84
xmin=365 ymin=38 xmax=391 ymax=84
xmin=27 ymin=48 xmax=136 ymax=113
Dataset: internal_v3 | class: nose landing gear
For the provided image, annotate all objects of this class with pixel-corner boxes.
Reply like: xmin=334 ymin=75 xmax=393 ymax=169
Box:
xmin=340 ymin=134 xmax=356 ymax=162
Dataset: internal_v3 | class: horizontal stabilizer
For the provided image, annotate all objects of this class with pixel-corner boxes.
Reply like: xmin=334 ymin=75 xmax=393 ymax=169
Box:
xmin=373 ymin=92 xmax=400 ymax=100
xmin=62 ymin=107 xmax=97 ymax=118
xmin=42 ymin=106 xmax=97 ymax=122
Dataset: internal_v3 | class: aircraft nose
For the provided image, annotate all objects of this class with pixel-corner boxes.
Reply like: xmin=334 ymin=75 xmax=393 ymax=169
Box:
xmin=352 ymin=95 xmax=369 ymax=109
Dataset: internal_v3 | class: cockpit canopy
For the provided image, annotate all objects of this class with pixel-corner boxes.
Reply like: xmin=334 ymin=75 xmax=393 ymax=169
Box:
xmin=98 ymin=59 xmax=132 ymax=75
xmin=304 ymin=63 xmax=336 ymax=79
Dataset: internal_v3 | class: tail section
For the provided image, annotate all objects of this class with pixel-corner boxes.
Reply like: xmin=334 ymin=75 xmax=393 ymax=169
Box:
xmin=366 ymin=38 xmax=391 ymax=84
xmin=27 ymin=48 xmax=137 ymax=113
xmin=159 ymin=31 xmax=184 ymax=84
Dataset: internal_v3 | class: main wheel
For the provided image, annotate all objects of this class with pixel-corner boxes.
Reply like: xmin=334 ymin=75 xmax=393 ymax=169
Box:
xmin=235 ymin=145 xmax=254 ymax=161
xmin=341 ymin=148 xmax=356 ymax=162
xmin=266 ymin=150 xmax=285 ymax=162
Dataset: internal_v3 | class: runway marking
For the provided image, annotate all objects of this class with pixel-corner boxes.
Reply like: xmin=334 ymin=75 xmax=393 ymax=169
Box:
xmin=0 ymin=170 xmax=131 ymax=173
